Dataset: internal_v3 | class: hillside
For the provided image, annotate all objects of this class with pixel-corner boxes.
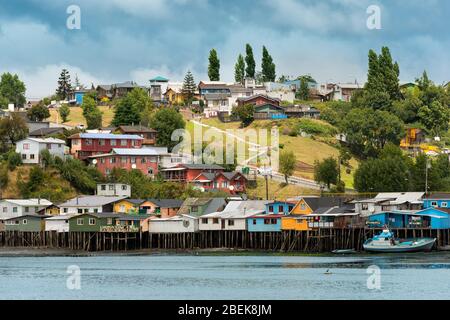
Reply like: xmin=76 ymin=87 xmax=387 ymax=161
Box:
xmin=187 ymin=117 xmax=358 ymax=189
xmin=1 ymin=166 xmax=78 ymax=202
xmin=48 ymin=106 xmax=115 ymax=127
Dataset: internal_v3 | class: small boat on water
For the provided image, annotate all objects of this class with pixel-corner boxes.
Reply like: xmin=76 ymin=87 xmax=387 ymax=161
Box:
xmin=332 ymin=249 xmax=357 ymax=254
xmin=363 ymin=229 xmax=436 ymax=253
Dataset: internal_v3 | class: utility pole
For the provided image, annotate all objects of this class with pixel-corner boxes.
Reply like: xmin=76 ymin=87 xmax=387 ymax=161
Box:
xmin=425 ymin=157 xmax=430 ymax=195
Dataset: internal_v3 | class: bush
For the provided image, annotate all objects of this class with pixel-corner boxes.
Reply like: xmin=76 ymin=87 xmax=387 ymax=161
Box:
xmin=296 ymin=119 xmax=337 ymax=136
xmin=7 ymin=152 xmax=22 ymax=170
xmin=0 ymin=163 xmax=8 ymax=188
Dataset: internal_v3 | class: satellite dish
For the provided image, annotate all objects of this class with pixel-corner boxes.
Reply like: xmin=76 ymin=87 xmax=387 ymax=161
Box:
xmin=229 ymin=185 xmax=235 ymax=191
xmin=183 ymin=220 xmax=190 ymax=228
xmin=131 ymin=164 xmax=137 ymax=169
xmin=92 ymin=159 xmax=97 ymax=165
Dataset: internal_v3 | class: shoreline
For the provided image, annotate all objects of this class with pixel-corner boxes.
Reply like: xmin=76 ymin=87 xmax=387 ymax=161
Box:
xmin=0 ymin=247 xmax=337 ymax=257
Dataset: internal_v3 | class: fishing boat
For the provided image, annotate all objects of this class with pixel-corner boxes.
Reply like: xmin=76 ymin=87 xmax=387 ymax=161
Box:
xmin=363 ymin=229 xmax=436 ymax=253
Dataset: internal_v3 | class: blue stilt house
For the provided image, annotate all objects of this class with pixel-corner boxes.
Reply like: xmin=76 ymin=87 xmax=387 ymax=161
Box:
xmin=367 ymin=208 xmax=450 ymax=229
xmin=246 ymin=201 xmax=294 ymax=232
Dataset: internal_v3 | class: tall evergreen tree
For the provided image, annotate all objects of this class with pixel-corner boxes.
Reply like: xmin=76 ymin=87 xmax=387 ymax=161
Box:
xmin=297 ymin=78 xmax=309 ymax=101
xmin=365 ymin=49 xmax=384 ymax=94
xmin=208 ymin=49 xmax=220 ymax=81
xmin=234 ymin=54 xmax=245 ymax=84
xmin=245 ymin=44 xmax=256 ymax=79
xmin=379 ymin=46 xmax=401 ymax=100
xmin=261 ymin=46 xmax=276 ymax=82
xmin=56 ymin=69 xmax=73 ymax=100
xmin=182 ymin=70 xmax=196 ymax=102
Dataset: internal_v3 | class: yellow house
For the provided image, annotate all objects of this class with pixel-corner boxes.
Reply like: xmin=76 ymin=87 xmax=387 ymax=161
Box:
xmin=113 ymin=199 xmax=145 ymax=214
xmin=164 ymin=87 xmax=184 ymax=105
xmin=281 ymin=196 xmax=347 ymax=231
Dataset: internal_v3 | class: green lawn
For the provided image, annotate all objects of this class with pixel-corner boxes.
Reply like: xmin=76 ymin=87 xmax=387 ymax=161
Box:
xmin=48 ymin=106 xmax=115 ymax=127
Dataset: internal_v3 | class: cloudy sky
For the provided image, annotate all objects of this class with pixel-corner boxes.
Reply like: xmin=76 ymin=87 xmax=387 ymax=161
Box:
xmin=0 ymin=0 xmax=449 ymax=99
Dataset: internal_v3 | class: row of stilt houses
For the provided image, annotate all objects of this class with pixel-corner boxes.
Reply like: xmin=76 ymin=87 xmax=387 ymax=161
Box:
xmin=1 ymin=185 xmax=450 ymax=252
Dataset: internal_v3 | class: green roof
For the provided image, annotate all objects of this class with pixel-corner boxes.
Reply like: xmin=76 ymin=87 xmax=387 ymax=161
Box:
xmin=150 ymin=76 xmax=169 ymax=82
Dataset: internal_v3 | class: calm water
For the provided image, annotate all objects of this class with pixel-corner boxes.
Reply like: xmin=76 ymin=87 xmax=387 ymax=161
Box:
xmin=1 ymin=252 xmax=450 ymax=300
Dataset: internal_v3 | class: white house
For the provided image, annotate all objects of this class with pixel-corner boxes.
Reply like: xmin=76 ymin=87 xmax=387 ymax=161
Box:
xmin=96 ymin=183 xmax=132 ymax=197
xmin=0 ymin=199 xmax=53 ymax=220
xmin=58 ymin=195 xmax=127 ymax=215
xmin=148 ymin=214 xmax=199 ymax=233
xmin=199 ymin=200 xmax=270 ymax=231
xmin=45 ymin=215 xmax=74 ymax=232
xmin=16 ymin=137 xmax=65 ymax=164
xmin=353 ymin=192 xmax=424 ymax=217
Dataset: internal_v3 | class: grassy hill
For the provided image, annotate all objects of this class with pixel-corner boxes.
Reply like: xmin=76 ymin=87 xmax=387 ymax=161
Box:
xmin=187 ymin=117 xmax=358 ymax=189
xmin=48 ymin=106 xmax=115 ymax=127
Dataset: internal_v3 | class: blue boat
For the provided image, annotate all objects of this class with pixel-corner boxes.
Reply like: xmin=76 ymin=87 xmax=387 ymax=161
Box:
xmin=363 ymin=229 xmax=436 ymax=253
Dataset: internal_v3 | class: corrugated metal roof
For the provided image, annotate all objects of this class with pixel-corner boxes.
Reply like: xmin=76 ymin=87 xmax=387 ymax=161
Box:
xmin=71 ymin=133 xmax=144 ymax=140
xmin=59 ymin=196 xmax=127 ymax=207
xmin=112 ymin=148 xmax=168 ymax=156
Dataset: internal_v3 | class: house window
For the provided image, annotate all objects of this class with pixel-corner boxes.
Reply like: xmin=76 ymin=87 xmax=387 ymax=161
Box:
xmin=442 ymin=202 xmax=448 ymax=208
xmin=77 ymin=218 xmax=84 ymax=225
xmin=362 ymin=203 xmax=369 ymax=210
xmin=253 ymin=219 xmax=257 ymax=225
xmin=101 ymin=185 xmax=106 ymax=190
xmin=431 ymin=201 xmax=438 ymax=207
xmin=109 ymin=185 xmax=114 ymax=190
xmin=2 ymin=207 xmax=7 ymax=213
xmin=78 ymin=209 xmax=83 ymax=214
xmin=107 ymin=218 xmax=113 ymax=225
xmin=202 ymin=218 xmax=208 ymax=224
xmin=120 ymin=205 xmax=125 ymax=212
xmin=110 ymin=157 xmax=116 ymax=164
xmin=47 ymin=144 xmax=52 ymax=150
xmin=121 ymin=157 xmax=127 ymax=164
xmin=85 ymin=139 xmax=92 ymax=145
xmin=111 ymin=139 xmax=116 ymax=146
xmin=228 ymin=220 xmax=234 ymax=226
xmin=100 ymin=158 xmax=105 ymax=164
xmin=93 ymin=208 xmax=98 ymax=213
xmin=288 ymin=205 xmax=294 ymax=212
xmin=89 ymin=218 xmax=96 ymax=225
xmin=30 ymin=154 xmax=35 ymax=160
xmin=105 ymin=169 xmax=111 ymax=175
xmin=222 ymin=181 xmax=228 ymax=188
xmin=213 ymin=218 xmax=219 ymax=224
xmin=271 ymin=219 xmax=277 ymax=224
xmin=269 ymin=206 xmax=273 ymax=213
xmin=22 ymin=154 xmax=27 ymax=160
xmin=120 ymin=140 xmax=127 ymax=146
xmin=13 ymin=207 xmax=18 ymax=213
xmin=23 ymin=143 xmax=30 ymax=150
xmin=191 ymin=206 xmax=198 ymax=213
xmin=278 ymin=205 xmax=283 ymax=213
xmin=63 ymin=208 xmax=68 ymax=213
xmin=24 ymin=206 xmax=29 ymax=213
xmin=300 ymin=203 xmax=306 ymax=210
xmin=148 ymin=168 xmax=153 ymax=175
xmin=22 ymin=219 xmax=28 ymax=225
xmin=141 ymin=157 xmax=146 ymax=163
xmin=131 ymin=157 xmax=136 ymax=164
xmin=99 ymin=139 xmax=106 ymax=146
xmin=121 ymin=185 xmax=127 ymax=190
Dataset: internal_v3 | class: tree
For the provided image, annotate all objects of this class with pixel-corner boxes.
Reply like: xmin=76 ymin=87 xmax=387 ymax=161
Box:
xmin=261 ymin=46 xmax=276 ymax=82
xmin=0 ymin=113 xmax=28 ymax=147
xmin=74 ymin=73 xmax=84 ymax=89
xmin=245 ymin=44 xmax=256 ymax=79
xmin=0 ymin=73 xmax=26 ymax=109
xmin=279 ymin=150 xmax=296 ymax=184
xmin=149 ymin=108 xmax=186 ymax=150
xmin=314 ymin=157 xmax=339 ymax=189
xmin=182 ymin=70 xmax=196 ymax=103
xmin=297 ymin=77 xmax=309 ymax=100
xmin=112 ymin=88 xmax=152 ymax=126
xmin=81 ymin=96 xmax=102 ymax=129
xmin=231 ymin=104 xmax=255 ymax=127
xmin=27 ymin=102 xmax=50 ymax=122
xmin=59 ymin=104 xmax=70 ymax=123
xmin=234 ymin=54 xmax=245 ymax=84
xmin=56 ymin=69 xmax=73 ymax=100
xmin=354 ymin=143 xmax=412 ymax=192
xmin=418 ymin=101 xmax=450 ymax=137
xmin=208 ymin=49 xmax=220 ymax=81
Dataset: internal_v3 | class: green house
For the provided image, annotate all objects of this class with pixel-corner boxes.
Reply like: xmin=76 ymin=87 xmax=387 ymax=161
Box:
xmin=4 ymin=215 xmax=50 ymax=232
xmin=68 ymin=213 xmax=150 ymax=232
xmin=177 ymin=198 xmax=227 ymax=217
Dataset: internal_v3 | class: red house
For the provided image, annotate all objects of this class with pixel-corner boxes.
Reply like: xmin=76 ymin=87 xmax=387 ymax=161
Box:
xmin=236 ymin=94 xmax=281 ymax=107
xmin=89 ymin=147 xmax=169 ymax=177
xmin=191 ymin=171 xmax=247 ymax=194
xmin=162 ymin=164 xmax=246 ymax=194
xmin=68 ymin=133 xmax=144 ymax=160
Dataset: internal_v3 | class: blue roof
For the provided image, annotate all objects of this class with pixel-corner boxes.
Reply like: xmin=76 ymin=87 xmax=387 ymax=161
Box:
xmin=78 ymin=133 xmax=143 ymax=140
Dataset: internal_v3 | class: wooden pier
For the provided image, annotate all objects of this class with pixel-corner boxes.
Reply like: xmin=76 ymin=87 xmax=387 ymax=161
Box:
xmin=1 ymin=228 xmax=449 ymax=253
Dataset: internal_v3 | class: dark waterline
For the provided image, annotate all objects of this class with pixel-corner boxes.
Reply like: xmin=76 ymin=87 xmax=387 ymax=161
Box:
xmin=1 ymin=253 xmax=450 ymax=300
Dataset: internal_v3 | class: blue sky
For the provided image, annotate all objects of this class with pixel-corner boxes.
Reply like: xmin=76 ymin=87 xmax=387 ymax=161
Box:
xmin=0 ymin=0 xmax=449 ymax=99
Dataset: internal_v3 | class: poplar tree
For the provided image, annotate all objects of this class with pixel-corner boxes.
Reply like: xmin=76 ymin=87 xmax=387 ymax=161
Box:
xmin=245 ymin=44 xmax=256 ymax=79
xmin=234 ymin=54 xmax=245 ymax=84
xmin=208 ymin=49 xmax=220 ymax=81
xmin=261 ymin=46 xmax=276 ymax=82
